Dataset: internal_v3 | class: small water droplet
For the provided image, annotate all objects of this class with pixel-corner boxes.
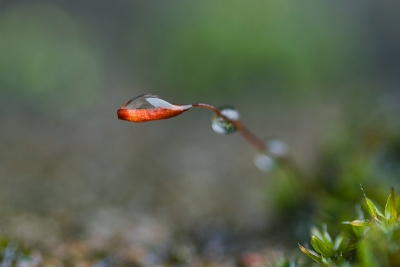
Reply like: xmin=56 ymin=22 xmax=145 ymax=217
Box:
xmin=118 ymin=94 xmax=191 ymax=122
xmin=254 ymin=153 xmax=276 ymax=172
xmin=265 ymin=139 xmax=289 ymax=158
xmin=211 ymin=106 xmax=240 ymax=135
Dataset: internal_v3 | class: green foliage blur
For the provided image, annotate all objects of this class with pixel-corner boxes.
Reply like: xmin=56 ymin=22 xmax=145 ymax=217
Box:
xmin=0 ymin=3 xmax=102 ymax=117
xmin=134 ymin=0 xmax=371 ymax=99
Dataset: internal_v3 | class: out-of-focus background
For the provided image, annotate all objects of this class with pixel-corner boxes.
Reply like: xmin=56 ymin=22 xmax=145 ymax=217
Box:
xmin=0 ymin=0 xmax=399 ymax=264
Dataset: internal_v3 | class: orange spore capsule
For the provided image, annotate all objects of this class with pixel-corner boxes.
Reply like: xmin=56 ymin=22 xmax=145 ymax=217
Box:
xmin=117 ymin=94 xmax=192 ymax=123
xmin=117 ymin=107 xmax=188 ymax=122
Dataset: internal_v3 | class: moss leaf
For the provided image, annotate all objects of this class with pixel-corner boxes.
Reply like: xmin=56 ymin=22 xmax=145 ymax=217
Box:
xmin=342 ymin=219 xmax=370 ymax=227
xmin=298 ymin=243 xmax=323 ymax=263
xmin=385 ymin=188 xmax=397 ymax=221
xmin=311 ymin=235 xmax=335 ymax=258
xmin=365 ymin=197 xmax=384 ymax=220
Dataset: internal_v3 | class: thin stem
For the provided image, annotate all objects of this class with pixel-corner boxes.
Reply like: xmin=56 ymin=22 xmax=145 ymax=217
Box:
xmin=234 ymin=121 xmax=266 ymax=152
xmin=192 ymin=103 xmax=266 ymax=151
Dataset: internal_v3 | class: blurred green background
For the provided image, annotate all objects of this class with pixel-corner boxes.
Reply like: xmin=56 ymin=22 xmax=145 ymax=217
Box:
xmin=0 ymin=0 xmax=399 ymax=260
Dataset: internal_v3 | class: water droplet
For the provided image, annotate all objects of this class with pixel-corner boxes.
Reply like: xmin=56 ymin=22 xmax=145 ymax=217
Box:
xmin=211 ymin=106 xmax=240 ymax=135
xmin=118 ymin=94 xmax=192 ymax=122
xmin=265 ymin=139 xmax=289 ymax=158
xmin=254 ymin=153 xmax=276 ymax=172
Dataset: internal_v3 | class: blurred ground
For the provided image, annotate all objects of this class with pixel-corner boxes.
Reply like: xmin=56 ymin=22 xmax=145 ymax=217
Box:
xmin=0 ymin=0 xmax=399 ymax=264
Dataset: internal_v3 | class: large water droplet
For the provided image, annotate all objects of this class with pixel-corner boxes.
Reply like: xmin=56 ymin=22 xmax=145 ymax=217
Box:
xmin=265 ymin=138 xmax=289 ymax=158
xmin=118 ymin=94 xmax=192 ymax=122
xmin=254 ymin=153 xmax=276 ymax=172
xmin=211 ymin=106 xmax=240 ymax=135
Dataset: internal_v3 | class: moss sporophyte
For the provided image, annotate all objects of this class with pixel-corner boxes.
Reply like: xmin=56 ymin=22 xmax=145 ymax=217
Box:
xmin=117 ymin=94 xmax=291 ymax=172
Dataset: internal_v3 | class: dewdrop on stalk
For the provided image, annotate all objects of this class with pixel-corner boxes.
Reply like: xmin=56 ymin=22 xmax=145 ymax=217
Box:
xmin=211 ymin=106 xmax=240 ymax=135
xmin=252 ymin=139 xmax=289 ymax=172
xmin=254 ymin=153 xmax=276 ymax=172
xmin=265 ymin=138 xmax=289 ymax=158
